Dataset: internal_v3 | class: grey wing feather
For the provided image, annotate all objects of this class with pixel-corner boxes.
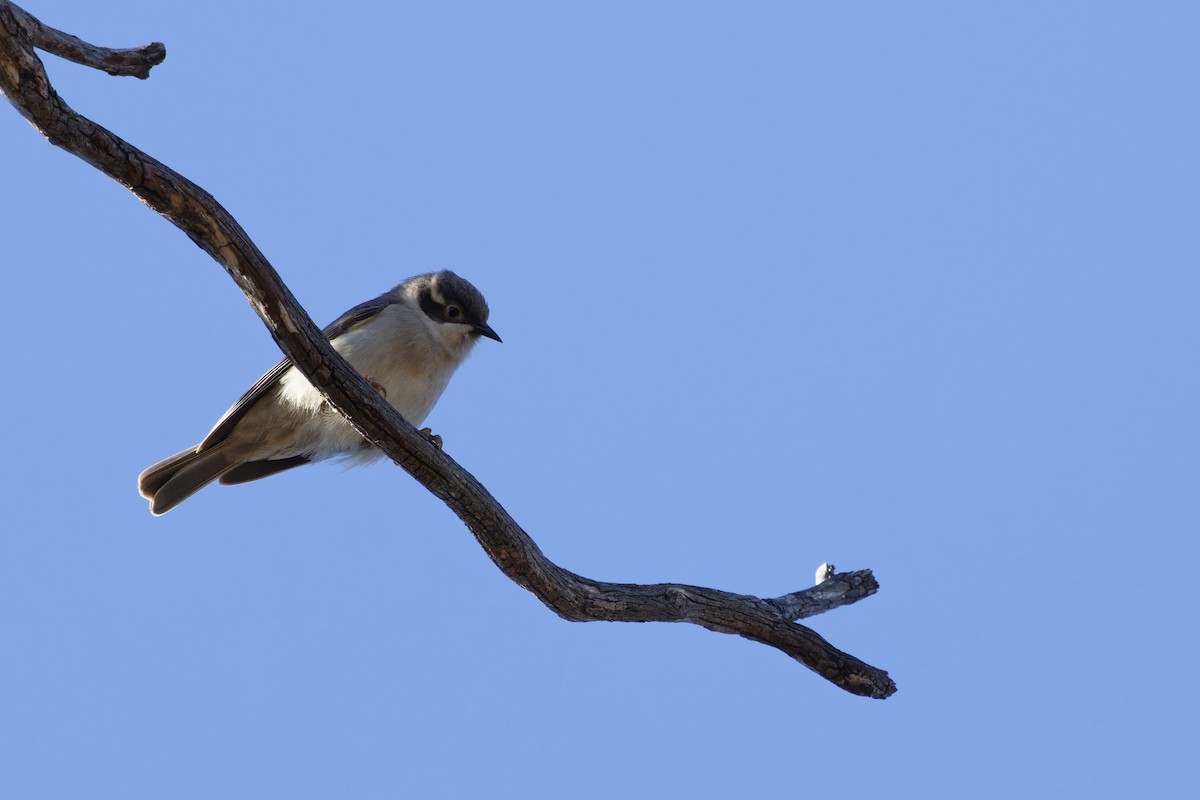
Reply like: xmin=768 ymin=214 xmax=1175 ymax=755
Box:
xmin=197 ymin=292 xmax=399 ymax=451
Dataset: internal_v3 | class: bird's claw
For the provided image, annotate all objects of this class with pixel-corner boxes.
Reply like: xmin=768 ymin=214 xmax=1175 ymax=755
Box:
xmin=362 ymin=374 xmax=386 ymax=398
xmin=417 ymin=427 xmax=443 ymax=449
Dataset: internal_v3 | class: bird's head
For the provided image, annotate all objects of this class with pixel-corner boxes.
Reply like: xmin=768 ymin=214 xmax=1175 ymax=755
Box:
xmin=406 ymin=271 xmax=501 ymax=356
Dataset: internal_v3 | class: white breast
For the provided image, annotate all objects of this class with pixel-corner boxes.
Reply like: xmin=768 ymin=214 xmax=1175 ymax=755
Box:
xmin=274 ymin=302 xmax=465 ymax=461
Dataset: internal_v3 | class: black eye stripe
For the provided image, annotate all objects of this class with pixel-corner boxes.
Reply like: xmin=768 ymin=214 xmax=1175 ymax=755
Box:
xmin=417 ymin=286 xmax=442 ymax=321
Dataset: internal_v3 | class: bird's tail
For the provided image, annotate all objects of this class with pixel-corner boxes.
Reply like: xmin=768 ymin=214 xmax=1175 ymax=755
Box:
xmin=138 ymin=443 xmax=236 ymax=516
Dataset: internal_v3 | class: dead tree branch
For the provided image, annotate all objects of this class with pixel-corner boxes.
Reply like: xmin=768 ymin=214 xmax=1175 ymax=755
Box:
xmin=0 ymin=1 xmax=896 ymax=699
xmin=4 ymin=3 xmax=163 ymax=78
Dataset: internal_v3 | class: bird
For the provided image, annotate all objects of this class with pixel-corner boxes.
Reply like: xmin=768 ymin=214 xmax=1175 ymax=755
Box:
xmin=138 ymin=270 xmax=500 ymax=515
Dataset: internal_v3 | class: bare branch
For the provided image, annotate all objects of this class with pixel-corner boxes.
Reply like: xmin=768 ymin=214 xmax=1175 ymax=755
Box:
xmin=767 ymin=569 xmax=880 ymax=621
xmin=0 ymin=3 xmax=896 ymax=699
xmin=5 ymin=2 xmax=163 ymax=78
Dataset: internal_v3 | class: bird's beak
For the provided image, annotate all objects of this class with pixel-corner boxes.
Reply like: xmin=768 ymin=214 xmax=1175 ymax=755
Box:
xmin=474 ymin=323 xmax=502 ymax=343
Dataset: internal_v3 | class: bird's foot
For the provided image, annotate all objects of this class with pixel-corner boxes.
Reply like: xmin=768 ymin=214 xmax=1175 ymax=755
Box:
xmin=417 ymin=427 xmax=443 ymax=449
xmin=362 ymin=374 xmax=387 ymax=398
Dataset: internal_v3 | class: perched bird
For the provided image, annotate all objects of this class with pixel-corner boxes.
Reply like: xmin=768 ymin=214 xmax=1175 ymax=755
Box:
xmin=139 ymin=271 xmax=500 ymax=515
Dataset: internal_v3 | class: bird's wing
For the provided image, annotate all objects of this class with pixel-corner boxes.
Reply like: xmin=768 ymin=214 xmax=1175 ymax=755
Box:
xmin=196 ymin=293 xmax=398 ymax=451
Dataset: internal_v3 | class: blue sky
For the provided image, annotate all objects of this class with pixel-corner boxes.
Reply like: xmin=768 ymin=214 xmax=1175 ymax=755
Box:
xmin=3 ymin=1 xmax=1198 ymax=797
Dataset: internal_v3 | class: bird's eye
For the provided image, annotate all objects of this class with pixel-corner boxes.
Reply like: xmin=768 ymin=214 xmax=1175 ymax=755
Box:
xmin=446 ymin=305 xmax=462 ymax=320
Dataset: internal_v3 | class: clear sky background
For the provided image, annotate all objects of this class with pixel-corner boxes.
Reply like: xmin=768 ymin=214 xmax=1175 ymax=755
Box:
xmin=3 ymin=1 xmax=1197 ymax=797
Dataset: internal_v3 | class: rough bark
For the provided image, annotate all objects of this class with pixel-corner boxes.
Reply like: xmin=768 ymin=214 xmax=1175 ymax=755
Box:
xmin=0 ymin=1 xmax=896 ymax=699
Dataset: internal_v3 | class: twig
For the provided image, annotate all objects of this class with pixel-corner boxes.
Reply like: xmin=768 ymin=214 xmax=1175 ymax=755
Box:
xmin=5 ymin=1 xmax=163 ymax=78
